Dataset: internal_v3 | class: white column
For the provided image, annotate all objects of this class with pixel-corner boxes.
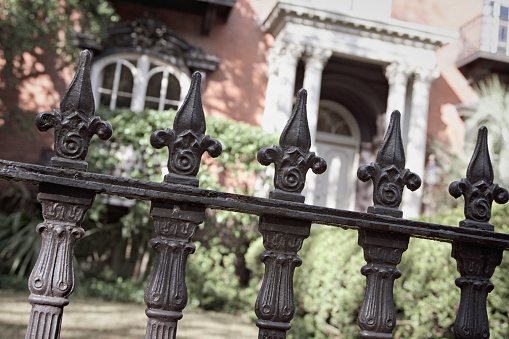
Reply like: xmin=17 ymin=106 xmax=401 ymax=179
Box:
xmin=301 ymin=47 xmax=331 ymax=206
xmin=262 ymin=45 xmax=281 ymax=132
xmin=303 ymin=47 xmax=332 ymax=144
xmin=401 ymin=68 xmax=439 ymax=218
xmin=131 ymin=55 xmax=150 ymax=112
xmin=91 ymin=65 xmax=101 ymax=109
xmin=385 ymin=63 xmax=410 ymax=132
xmin=274 ymin=42 xmax=304 ymax=133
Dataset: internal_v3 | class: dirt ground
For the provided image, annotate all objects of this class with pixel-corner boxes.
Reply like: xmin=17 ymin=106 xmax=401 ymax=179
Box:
xmin=0 ymin=290 xmax=258 ymax=338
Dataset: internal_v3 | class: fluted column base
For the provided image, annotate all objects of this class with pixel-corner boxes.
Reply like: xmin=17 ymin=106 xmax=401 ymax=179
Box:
xmin=25 ymin=294 xmax=68 ymax=339
xmin=145 ymin=309 xmax=182 ymax=339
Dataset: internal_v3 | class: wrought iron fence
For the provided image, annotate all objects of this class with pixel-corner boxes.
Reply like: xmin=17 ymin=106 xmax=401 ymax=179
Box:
xmin=1 ymin=50 xmax=509 ymax=339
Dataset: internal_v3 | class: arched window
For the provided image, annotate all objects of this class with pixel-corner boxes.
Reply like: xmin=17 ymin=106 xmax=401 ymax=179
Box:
xmin=89 ymin=18 xmax=219 ymax=112
xmin=316 ymin=100 xmax=360 ymax=143
xmin=91 ymin=53 xmax=191 ymax=112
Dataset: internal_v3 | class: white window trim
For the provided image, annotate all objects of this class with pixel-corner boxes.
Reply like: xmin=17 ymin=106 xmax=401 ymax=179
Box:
xmin=91 ymin=52 xmax=191 ymax=112
xmin=316 ymin=99 xmax=361 ymax=147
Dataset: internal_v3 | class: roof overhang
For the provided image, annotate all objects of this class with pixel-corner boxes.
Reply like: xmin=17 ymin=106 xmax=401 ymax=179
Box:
xmin=120 ymin=0 xmax=237 ymax=35
xmin=262 ymin=1 xmax=456 ymax=51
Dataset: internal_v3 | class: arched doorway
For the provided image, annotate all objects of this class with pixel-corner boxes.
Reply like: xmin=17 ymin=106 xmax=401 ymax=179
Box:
xmin=306 ymin=100 xmax=360 ymax=210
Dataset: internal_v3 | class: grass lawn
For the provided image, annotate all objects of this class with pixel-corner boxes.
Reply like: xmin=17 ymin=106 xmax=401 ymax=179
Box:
xmin=0 ymin=289 xmax=258 ymax=338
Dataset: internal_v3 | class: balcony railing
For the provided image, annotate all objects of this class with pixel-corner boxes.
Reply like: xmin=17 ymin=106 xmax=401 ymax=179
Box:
xmin=458 ymin=14 xmax=509 ymax=66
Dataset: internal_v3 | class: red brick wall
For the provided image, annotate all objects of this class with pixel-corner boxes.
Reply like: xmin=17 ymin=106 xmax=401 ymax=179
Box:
xmin=0 ymin=48 xmax=72 ymax=164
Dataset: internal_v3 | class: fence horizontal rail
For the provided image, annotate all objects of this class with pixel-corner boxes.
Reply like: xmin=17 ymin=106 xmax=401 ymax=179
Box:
xmin=2 ymin=158 xmax=509 ymax=249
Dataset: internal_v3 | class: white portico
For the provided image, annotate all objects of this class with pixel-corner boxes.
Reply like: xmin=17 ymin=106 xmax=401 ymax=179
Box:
xmin=261 ymin=1 xmax=454 ymax=217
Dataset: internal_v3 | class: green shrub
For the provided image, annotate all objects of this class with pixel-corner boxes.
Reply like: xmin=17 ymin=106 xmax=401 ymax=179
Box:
xmin=75 ymin=274 xmax=146 ymax=303
xmin=291 ymin=227 xmax=365 ymax=339
xmin=0 ymin=274 xmax=29 ymax=291
xmin=187 ymin=240 xmax=258 ymax=314
xmin=273 ymin=205 xmax=509 ymax=339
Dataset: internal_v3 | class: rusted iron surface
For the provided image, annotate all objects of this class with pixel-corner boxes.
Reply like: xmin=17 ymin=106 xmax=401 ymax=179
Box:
xmin=2 ymin=159 xmax=509 ymax=248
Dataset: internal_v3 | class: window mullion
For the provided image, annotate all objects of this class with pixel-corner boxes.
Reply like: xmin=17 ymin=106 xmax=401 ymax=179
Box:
xmin=132 ymin=55 xmax=150 ymax=112
xmin=110 ymin=61 xmax=122 ymax=110
xmin=159 ymin=70 xmax=170 ymax=111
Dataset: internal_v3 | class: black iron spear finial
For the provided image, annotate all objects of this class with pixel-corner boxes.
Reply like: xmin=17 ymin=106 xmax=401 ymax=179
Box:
xmin=257 ymin=89 xmax=327 ymax=202
xmin=150 ymin=72 xmax=222 ymax=186
xmin=449 ymin=126 xmax=509 ymax=230
xmin=35 ymin=50 xmax=113 ymax=171
xmin=357 ymin=111 xmax=421 ymax=217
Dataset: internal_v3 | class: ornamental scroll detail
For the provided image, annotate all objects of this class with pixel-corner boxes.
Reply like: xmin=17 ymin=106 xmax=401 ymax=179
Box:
xmin=257 ymin=89 xmax=327 ymax=202
xmin=449 ymin=126 xmax=509 ymax=230
xmin=357 ymin=110 xmax=421 ymax=217
xmin=150 ymin=72 xmax=222 ymax=186
xmin=35 ymin=50 xmax=112 ymax=171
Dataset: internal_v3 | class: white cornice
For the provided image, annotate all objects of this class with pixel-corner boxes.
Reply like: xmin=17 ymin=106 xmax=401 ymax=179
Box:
xmin=263 ymin=1 xmax=457 ymax=51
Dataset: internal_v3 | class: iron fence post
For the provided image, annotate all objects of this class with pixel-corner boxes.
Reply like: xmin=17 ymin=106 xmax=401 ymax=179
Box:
xmin=451 ymin=243 xmax=503 ymax=339
xmin=25 ymin=184 xmax=94 ymax=339
xmin=357 ymin=231 xmax=409 ymax=338
xmin=144 ymin=201 xmax=204 ymax=338
xmin=449 ymin=127 xmax=508 ymax=339
xmin=255 ymin=89 xmax=326 ymax=338
xmin=143 ymin=72 xmax=222 ymax=339
xmin=356 ymin=111 xmax=421 ymax=338
xmin=255 ymin=216 xmax=310 ymax=339
xmin=25 ymin=50 xmax=111 ymax=339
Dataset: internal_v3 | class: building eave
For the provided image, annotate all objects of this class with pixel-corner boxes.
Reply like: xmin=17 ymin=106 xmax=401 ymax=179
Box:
xmin=263 ymin=1 xmax=457 ymax=51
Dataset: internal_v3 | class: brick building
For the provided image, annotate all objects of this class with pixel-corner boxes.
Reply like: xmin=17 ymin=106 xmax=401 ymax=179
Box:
xmin=1 ymin=0 xmax=507 ymax=216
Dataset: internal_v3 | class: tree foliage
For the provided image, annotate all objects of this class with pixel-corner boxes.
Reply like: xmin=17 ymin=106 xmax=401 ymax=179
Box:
xmin=0 ymin=0 xmax=118 ymax=75
xmin=464 ymin=74 xmax=509 ymax=186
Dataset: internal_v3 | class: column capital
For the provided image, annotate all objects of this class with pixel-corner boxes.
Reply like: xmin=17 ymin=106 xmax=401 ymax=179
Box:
xmin=414 ymin=67 xmax=440 ymax=84
xmin=304 ymin=47 xmax=332 ymax=70
xmin=275 ymin=41 xmax=305 ymax=63
xmin=266 ymin=46 xmax=280 ymax=76
xmin=384 ymin=63 xmax=411 ymax=85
